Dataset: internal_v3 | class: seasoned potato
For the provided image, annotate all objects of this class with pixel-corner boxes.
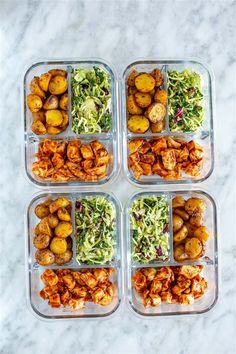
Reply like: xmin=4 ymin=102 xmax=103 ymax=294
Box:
xmin=185 ymin=198 xmax=206 ymax=215
xmin=35 ymin=203 xmax=50 ymax=219
xmin=194 ymin=226 xmax=209 ymax=242
xmin=145 ymin=103 xmax=166 ymax=123
xmin=49 ymin=197 xmax=70 ymax=214
xmin=134 ymin=92 xmax=152 ymax=108
xmin=59 ymin=111 xmax=69 ymax=129
xmin=27 ymin=94 xmax=43 ymax=112
xmin=127 ymin=115 xmax=150 ymax=133
xmin=49 ymin=75 xmax=68 ymax=95
xmin=57 ymin=207 xmax=71 ymax=221
xmin=173 ymin=225 xmax=188 ymax=242
xmin=172 ymin=196 xmax=185 ymax=209
xmin=174 ymin=244 xmax=188 ymax=261
xmin=128 ymin=86 xmax=138 ymax=95
xmin=54 ymin=221 xmax=73 ymax=238
xmin=43 ymin=95 xmax=59 ymax=110
xmin=149 ymin=88 xmax=155 ymax=97
xmin=32 ymin=110 xmax=46 ymax=123
xmin=38 ymin=72 xmax=52 ymax=92
xmin=55 ymin=250 xmax=73 ymax=265
xmin=154 ymin=89 xmax=168 ymax=106
xmin=151 ymin=69 xmax=164 ymax=87
xmin=135 ymin=73 xmax=155 ymax=93
xmin=127 ymin=70 xmax=138 ymax=86
xmin=33 ymin=234 xmax=50 ymax=250
xmin=47 ymin=214 xmax=59 ymax=228
xmin=50 ymin=237 xmax=67 ymax=254
xmin=173 ymin=214 xmax=184 ymax=233
xmin=150 ymin=120 xmax=164 ymax=133
xmin=59 ymin=93 xmax=68 ymax=110
xmin=185 ymin=222 xmax=197 ymax=237
xmin=185 ymin=237 xmax=203 ymax=258
xmin=36 ymin=218 xmax=52 ymax=237
xmin=31 ymin=120 xmax=47 ymax=135
xmin=46 ymin=126 xmax=62 ymax=135
xmin=48 ymin=69 xmax=67 ymax=77
xmin=174 ymin=208 xmax=189 ymax=221
xmin=66 ymin=237 xmax=73 ymax=250
xmin=127 ymin=94 xmax=143 ymax=115
xmin=30 ymin=77 xmax=46 ymax=99
xmin=189 ymin=214 xmax=203 ymax=227
xmin=35 ymin=249 xmax=55 ymax=266
xmin=45 ymin=110 xmax=63 ymax=127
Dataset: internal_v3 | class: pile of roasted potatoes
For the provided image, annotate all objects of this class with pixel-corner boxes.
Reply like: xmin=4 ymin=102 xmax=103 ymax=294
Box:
xmin=33 ymin=197 xmax=73 ymax=265
xmin=126 ymin=68 xmax=167 ymax=133
xmin=27 ymin=69 xmax=69 ymax=135
xmin=173 ymin=196 xmax=209 ymax=261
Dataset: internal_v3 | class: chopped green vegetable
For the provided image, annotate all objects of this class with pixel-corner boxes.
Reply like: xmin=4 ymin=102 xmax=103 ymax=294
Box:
xmin=75 ymin=196 xmax=116 ymax=265
xmin=168 ymin=69 xmax=203 ymax=132
xmin=130 ymin=196 xmax=170 ymax=263
xmin=71 ymin=66 xmax=112 ymax=134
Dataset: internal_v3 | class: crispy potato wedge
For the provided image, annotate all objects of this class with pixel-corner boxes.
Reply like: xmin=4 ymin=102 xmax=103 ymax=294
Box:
xmin=36 ymin=218 xmax=53 ymax=237
xmin=145 ymin=102 xmax=166 ymax=123
xmin=134 ymin=92 xmax=152 ymax=108
xmin=30 ymin=77 xmax=46 ymax=99
xmin=59 ymin=93 xmax=68 ymax=110
xmin=57 ymin=207 xmax=71 ymax=221
xmin=127 ymin=69 xmax=139 ymax=86
xmin=127 ymin=94 xmax=143 ymax=115
xmin=154 ymin=89 xmax=168 ymax=105
xmin=150 ymin=120 xmax=165 ymax=133
xmin=43 ymin=95 xmax=59 ymax=110
xmin=127 ymin=115 xmax=150 ymax=133
xmin=172 ymin=196 xmax=185 ymax=209
xmin=45 ymin=110 xmax=63 ymax=127
xmin=50 ymin=237 xmax=67 ymax=254
xmin=135 ymin=73 xmax=155 ymax=93
xmin=31 ymin=120 xmax=47 ymax=135
xmin=38 ymin=72 xmax=52 ymax=92
xmin=49 ymin=75 xmax=68 ymax=95
xmin=27 ymin=94 xmax=43 ymax=112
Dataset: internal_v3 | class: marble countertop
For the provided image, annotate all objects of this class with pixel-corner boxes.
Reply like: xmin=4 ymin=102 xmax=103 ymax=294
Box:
xmin=0 ymin=0 xmax=235 ymax=353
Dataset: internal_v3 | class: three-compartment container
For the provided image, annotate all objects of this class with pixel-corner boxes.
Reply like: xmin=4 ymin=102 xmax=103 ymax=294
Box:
xmin=24 ymin=59 xmax=119 ymax=187
xmin=125 ymin=190 xmax=218 ymax=316
xmin=26 ymin=192 xmax=122 ymax=319
xmin=121 ymin=59 xmax=214 ymax=186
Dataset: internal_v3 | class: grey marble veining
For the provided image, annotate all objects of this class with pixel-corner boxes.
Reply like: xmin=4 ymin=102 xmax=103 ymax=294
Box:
xmin=0 ymin=0 xmax=236 ymax=353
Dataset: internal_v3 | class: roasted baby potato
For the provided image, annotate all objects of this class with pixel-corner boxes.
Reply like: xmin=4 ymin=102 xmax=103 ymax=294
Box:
xmin=194 ymin=226 xmax=209 ymax=241
xmin=59 ymin=93 xmax=68 ymax=110
xmin=54 ymin=221 xmax=73 ymax=238
xmin=27 ymin=94 xmax=43 ymax=113
xmin=185 ymin=198 xmax=206 ymax=215
xmin=127 ymin=115 xmax=150 ymax=133
xmin=32 ymin=110 xmax=45 ymax=123
xmin=150 ymin=121 xmax=165 ymax=133
xmin=66 ymin=236 xmax=73 ymax=250
xmin=185 ymin=237 xmax=203 ymax=258
xmin=48 ymin=69 xmax=67 ymax=77
xmin=45 ymin=110 xmax=63 ymax=127
xmin=145 ymin=103 xmax=166 ymax=123
xmin=173 ymin=225 xmax=188 ymax=242
xmin=31 ymin=120 xmax=47 ymax=135
xmin=174 ymin=244 xmax=188 ymax=261
xmin=189 ymin=214 xmax=203 ymax=227
xmin=135 ymin=73 xmax=155 ymax=93
xmin=36 ymin=218 xmax=52 ymax=237
xmin=59 ymin=111 xmax=69 ymax=129
xmin=50 ymin=237 xmax=67 ymax=254
xmin=49 ymin=197 xmax=70 ymax=214
xmin=43 ymin=95 xmax=59 ymax=110
xmin=35 ymin=249 xmax=55 ymax=266
xmin=128 ymin=86 xmax=138 ymax=95
xmin=127 ymin=69 xmax=138 ymax=86
xmin=35 ymin=203 xmax=50 ymax=219
xmin=49 ymin=75 xmax=68 ymax=95
xmin=54 ymin=250 xmax=73 ymax=265
xmin=172 ymin=196 xmax=185 ymax=209
xmin=134 ymin=92 xmax=152 ymax=108
xmin=46 ymin=126 xmax=62 ymax=135
xmin=151 ymin=69 xmax=164 ymax=87
xmin=127 ymin=94 xmax=143 ymax=115
xmin=33 ymin=234 xmax=50 ymax=250
xmin=30 ymin=77 xmax=46 ymax=99
xmin=47 ymin=214 xmax=59 ymax=228
xmin=174 ymin=208 xmax=189 ymax=221
xmin=57 ymin=207 xmax=71 ymax=221
xmin=185 ymin=221 xmax=197 ymax=237
xmin=38 ymin=72 xmax=52 ymax=92
xmin=154 ymin=89 xmax=168 ymax=105
xmin=173 ymin=214 xmax=184 ymax=233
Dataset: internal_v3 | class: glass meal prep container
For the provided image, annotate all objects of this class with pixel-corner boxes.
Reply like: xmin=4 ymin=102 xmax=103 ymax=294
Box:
xmin=26 ymin=191 xmax=122 ymax=319
xmin=121 ymin=59 xmax=214 ymax=186
xmin=125 ymin=190 xmax=218 ymax=316
xmin=23 ymin=59 xmax=119 ymax=187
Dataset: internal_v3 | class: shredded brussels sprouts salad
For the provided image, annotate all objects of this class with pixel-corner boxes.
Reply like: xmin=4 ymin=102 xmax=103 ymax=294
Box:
xmin=75 ymin=196 xmax=116 ymax=265
xmin=71 ymin=66 xmax=112 ymax=134
xmin=130 ymin=196 xmax=170 ymax=263
xmin=168 ymin=69 xmax=203 ymax=132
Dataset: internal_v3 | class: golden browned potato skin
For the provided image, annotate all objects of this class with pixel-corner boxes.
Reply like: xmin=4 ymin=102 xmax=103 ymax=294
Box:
xmin=31 ymin=120 xmax=47 ymax=135
xmin=49 ymin=75 xmax=68 ymax=95
xmin=48 ymin=69 xmax=67 ymax=77
xmin=127 ymin=70 xmax=139 ymax=86
xmin=150 ymin=121 xmax=165 ymax=133
xmin=46 ymin=126 xmax=62 ymax=135
xmin=127 ymin=94 xmax=143 ymax=115
xmin=173 ymin=225 xmax=188 ymax=242
xmin=54 ymin=221 xmax=73 ymax=238
xmin=35 ymin=203 xmax=50 ymax=219
xmin=35 ymin=249 xmax=55 ymax=266
xmin=172 ymin=196 xmax=185 ymax=209
xmin=49 ymin=197 xmax=71 ymax=214
xmin=33 ymin=234 xmax=50 ymax=250
xmin=185 ymin=237 xmax=203 ymax=258
xmin=50 ymin=237 xmax=67 ymax=254
xmin=57 ymin=207 xmax=71 ymax=221
xmin=47 ymin=214 xmax=59 ymax=228
xmin=174 ymin=244 xmax=188 ymax=261
xmin=185 ymin=198 xmax=206 ymax=215
xmin=38 ymin=72 xmax=52 ymax=92
xmin=54 ymin=250 xmax=73 ymax=265
xmin=32 ymin=110 xmax=46 ymax=123
xmin=134 ymin=92 xmax=152 ymax=108
xmin=194 ymin=226 xmax=209 ymax=241
xmin=43 ymin=95 xmax=59 ymax=110
xmin=27 ymin=94 xmax=43 ymax=112
xmin=30 ymin=77 xmax=46 ymax=99
xmin=154 ymin=89 xmax=168 ymax=106
xmin=59 ymin=94 xmax=68 ymax=110
xmin=127 ymin=115 xmax=150 ymax=133
xmin=45 ymin=109 xmax=63 ymax=127
xmin=135 ymin=73 xmax=155 ymax=93
xmin=173 ymin=214 xmax=184 ymax=233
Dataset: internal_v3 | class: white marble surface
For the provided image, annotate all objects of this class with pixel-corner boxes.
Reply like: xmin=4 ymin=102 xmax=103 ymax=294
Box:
xmin=0 ymin=0 xmax=236 ymax=353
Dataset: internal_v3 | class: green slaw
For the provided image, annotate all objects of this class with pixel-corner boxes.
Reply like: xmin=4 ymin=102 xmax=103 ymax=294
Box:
xmin=168 ymin=69 xmax=203 ymax=132
xmin=130 ymin=196 xmax=170 ymax=263
xmin=71 ymin=66 xmax=112 ymax=134
xmin=75 ymin=196 xmax=116 ymax=265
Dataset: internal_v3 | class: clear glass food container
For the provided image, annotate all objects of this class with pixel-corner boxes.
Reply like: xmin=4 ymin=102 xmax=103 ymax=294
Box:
xmin=23 ymin=59 xmax=119 ymax=187
xmin=125 ymin=190 xmax=218 ymax=316
xmin=121 ymin=59 xmax=214 ymax=186
xmin=26 ymin=191 xmax=122 ymax=320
